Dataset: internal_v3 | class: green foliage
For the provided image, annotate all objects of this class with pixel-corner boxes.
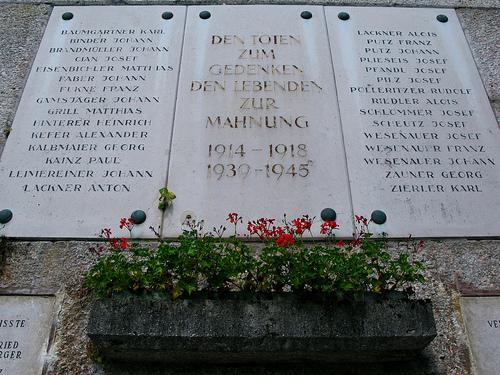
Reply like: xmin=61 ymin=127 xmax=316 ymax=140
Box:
xmin=85 ymin=231 xmax=255 ymax=298
xmin=84 ymin=216 xmax=425 ymax=299
xmin=158 ymin=188 xmax=176 ymax=210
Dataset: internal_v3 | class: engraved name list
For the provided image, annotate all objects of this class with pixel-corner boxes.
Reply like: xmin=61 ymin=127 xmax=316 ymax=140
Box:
xmin=0 ymin=6 xmax=186 ymax=237
xmin=327 ymin=7 xmax=500 ymax=237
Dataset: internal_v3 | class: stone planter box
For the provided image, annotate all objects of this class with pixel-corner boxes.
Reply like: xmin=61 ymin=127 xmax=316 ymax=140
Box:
xmin=87 ymin=293 xmax=436 ymax=363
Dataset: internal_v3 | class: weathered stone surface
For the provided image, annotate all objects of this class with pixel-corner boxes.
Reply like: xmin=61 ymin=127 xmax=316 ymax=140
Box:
xmin=457 ymin=8 xmax=500 ymax=102
xmin=88 ymin=294 xmax=436 ymax=363
xmin=0 ymin=4 xmax=51 ymax=157
xmin=5 ymin=0 xmax=500 ymax=9
xmin=2 ymin=238 xmax=498 ymax=374
xmin=492 ymin=100 xmax=500 ymax=123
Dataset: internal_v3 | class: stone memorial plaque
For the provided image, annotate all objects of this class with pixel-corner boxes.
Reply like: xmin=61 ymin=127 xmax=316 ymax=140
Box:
xmin=326 ymin=7 xmax=500 ymax=237
xmin=163 ymin=6 xmax=353 ymax=237
xmin=0 ymin=295 xmax=55 ymax=375
xmin=461 ymin=297 xmax=500 ymax=375
xmin=0 ymin=6 xmax=186 ymax=238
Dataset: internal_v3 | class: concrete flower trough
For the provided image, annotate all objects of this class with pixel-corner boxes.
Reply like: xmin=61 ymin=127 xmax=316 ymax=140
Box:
xmin=87 ymin=293 xmax=436 ymax=363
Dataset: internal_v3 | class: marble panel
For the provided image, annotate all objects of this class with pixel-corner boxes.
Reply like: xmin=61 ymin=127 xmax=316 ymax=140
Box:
xmin=0 ymin=6 xmax=186 ymax=238
xmin=461 ymin=297 xmax=500 ymax=375
xmin=163 ymin=6 xmax=353 ymax=237
xmin=326 ymin=7 xmax=500 ymax=237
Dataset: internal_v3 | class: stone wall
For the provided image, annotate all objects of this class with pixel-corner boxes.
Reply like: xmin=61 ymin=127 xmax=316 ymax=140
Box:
xmin=0 ymin=2 xmax=498 ymax=375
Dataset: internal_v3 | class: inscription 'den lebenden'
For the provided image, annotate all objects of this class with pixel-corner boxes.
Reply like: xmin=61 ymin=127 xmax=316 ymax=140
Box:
xmin=8 ymin=26 xmax=173 ymax=194
xmin=2 ymin=6 xmax=499 ymax=238
xmin=196 ymin=34 xmax=314 ymax=181
xmin=162 ymin=6 xmax=352 ymax=237
xmin=347 ymin=28 xmax=493 ymax=195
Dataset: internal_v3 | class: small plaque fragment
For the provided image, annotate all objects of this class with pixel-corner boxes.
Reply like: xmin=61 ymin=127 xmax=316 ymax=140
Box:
xmin=0 ymin=295 xmax=55 ymax=375
xmin=461 ymin=297 xmax=500 ymax=375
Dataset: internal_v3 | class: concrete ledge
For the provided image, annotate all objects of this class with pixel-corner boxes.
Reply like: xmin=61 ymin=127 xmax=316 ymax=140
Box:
xmin=88 ymin=293 xmax=436 ymax=363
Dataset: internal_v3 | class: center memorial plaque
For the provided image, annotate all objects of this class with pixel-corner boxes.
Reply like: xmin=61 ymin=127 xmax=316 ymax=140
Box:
xmin=0 ymin=6 xmax=185 ymax=237
xmin=163 ymin=6 xmax=353 ymax=237
xmin=326 ymin=7 xmax=500 ymax=237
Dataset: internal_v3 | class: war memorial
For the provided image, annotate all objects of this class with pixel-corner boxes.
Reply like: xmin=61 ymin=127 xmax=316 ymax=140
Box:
xmin=0 ymin=1 xmax=498 ymax=374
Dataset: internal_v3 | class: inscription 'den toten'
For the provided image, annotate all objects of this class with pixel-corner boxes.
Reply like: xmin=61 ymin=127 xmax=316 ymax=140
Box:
xmin=326 ymin=7 xmax=500 ymax=237
xmin=0 ymin=6 xmax=186 ymax=237
xmin=162 ymin=6 xmax=352 ymax=237
xmin=0 ymin=6 xmax=499 ymax=238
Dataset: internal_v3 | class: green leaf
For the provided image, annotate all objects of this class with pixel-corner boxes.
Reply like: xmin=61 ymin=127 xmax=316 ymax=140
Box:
xmin=158 ymin=188 xmax=176 ymax=210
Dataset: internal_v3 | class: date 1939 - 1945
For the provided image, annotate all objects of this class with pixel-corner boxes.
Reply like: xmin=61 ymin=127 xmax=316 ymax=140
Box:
xmin=207 ymin=162 xmax=311 ymax=180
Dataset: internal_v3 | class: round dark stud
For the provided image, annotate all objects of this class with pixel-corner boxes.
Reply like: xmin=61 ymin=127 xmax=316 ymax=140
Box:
xmin=0 ymin=209 xmax=13 ymax=224
xmin=162 ymin=11 xmax=174 ymax=20
xmin=130 ymin=210 xmax=146 ymax=224
xmin=320 ymin=208 xmax=337 ymax=221
xmin=338 ymin=12 xmax=350 ymax=21
xmin=436 ymin=14 xmax=448 ymax=23
xmin=62 ymin=12 xmax=73 ymax=21
xmin=301 ymin=11 xmax=312 ymax=20
xmin=199 ymin=11 xmax=211 ymax=20
xmin=371 ymin=210 xmax=387 ymax=225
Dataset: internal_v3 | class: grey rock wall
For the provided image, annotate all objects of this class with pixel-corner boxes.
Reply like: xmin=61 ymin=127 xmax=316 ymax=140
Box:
xmin=1 ymin=0 xmax=500 ymax=9
xmin=2 ymin=239 xmax=499 ymax=374
xmin=0 ymin=4 xmax=51 ymax=156
xmin=457 ymin=8 xmax=500 ymax=122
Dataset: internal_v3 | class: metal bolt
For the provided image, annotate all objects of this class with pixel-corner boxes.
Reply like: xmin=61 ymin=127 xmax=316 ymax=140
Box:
xmin=162 ymin=11 xmax=174 ymax=20
xmin=199 ymin=11 xmax=211 ymax=20
xmin=320 ymin=208 xmax=337 ymax=221
xmin=62 ymin=12 xmax=73 ymax=21
xmin=130 ymin=210 xmax=146 ymax=225
xmin=338 ymin=12 xmax=350 ymax=21
xmin=301 ymin=11 xmax=312 ymax=20
xmin=370 ymin=210 xmax=387 ymax=225
xmin=0 ymin=209 xmax=13 ymax=224
xmin=436 ymin=14 xmax=448 ymax=23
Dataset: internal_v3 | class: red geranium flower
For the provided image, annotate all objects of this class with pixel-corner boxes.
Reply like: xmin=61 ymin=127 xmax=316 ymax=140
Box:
xmin=291 ymin=215 xmax=313 ymax=236
xmin=119 ymin=217 xmax=135 ymax=231
xmin=226 ymin=212 xmax=239 ymax=224
xmin=120 ymin=237 xmax=128 ymax=250
xmin=320 ymin=220 xmax=338 ymax=235
xmin=247 ymin=217 xmax=278 ymax=240
xmin=276 ymin=233 xmax=294 ymax=248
